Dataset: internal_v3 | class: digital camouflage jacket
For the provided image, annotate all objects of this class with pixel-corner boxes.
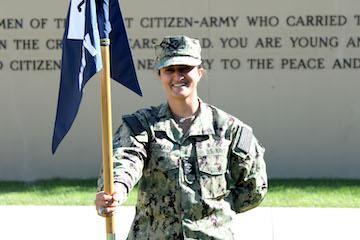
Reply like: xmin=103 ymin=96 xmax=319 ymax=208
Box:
xmin=98 ymin=101 xmax=267 ymax=240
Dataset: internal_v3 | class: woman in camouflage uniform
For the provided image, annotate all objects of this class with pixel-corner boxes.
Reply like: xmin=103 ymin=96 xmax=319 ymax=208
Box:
xmin=95 ymin=35 xmax=268 ymax=240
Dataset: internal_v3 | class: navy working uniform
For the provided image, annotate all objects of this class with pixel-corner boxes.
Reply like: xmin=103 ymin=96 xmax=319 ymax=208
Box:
xmin=97 ymin=100 xmax=267 ymax=239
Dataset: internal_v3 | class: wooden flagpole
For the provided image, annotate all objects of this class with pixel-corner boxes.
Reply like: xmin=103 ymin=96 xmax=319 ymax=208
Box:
xmin=100 ymin=39 xmax=117 ymax=240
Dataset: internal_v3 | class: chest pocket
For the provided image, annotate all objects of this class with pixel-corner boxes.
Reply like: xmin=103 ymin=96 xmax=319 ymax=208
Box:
xmin=148 ymin=135 xmax=179 ymax=172
xmin=196 ymin=140 xmax=230 ymax=199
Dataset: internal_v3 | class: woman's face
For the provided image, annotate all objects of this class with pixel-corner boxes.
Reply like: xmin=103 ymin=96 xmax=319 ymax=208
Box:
xmin=159 ymin=65 xmax=204 ymax=101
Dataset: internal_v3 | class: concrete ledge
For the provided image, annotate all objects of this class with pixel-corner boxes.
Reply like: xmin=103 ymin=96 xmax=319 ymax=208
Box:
xmin=1 ymin=206 xmax=359 ymax=240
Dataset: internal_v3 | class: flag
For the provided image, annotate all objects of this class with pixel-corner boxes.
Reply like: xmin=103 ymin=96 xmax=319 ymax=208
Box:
xmin=52 ymin=0 xmax=142 ymax=154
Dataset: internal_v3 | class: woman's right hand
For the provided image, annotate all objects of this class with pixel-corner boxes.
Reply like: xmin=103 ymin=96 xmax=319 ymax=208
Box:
xmin=95 ymin=191 xmax=121 ymax=217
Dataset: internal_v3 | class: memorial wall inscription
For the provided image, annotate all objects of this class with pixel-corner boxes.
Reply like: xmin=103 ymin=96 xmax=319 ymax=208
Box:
xmin=1 ymin=14 xmax=359 ymax=72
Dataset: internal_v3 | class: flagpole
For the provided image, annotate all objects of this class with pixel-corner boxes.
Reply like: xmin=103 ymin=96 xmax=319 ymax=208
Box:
xmin=100 ymin=38 xmax=117 ymax=240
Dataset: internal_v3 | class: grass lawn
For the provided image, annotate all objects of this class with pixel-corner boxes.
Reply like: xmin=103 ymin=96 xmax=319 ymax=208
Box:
xmin=261 ymin=179 xmax=360 ymax=208
xmin=0 ymin=179 xmax=359 ymax=207
xmin=0 ymin=179 xmax=137 ymax=206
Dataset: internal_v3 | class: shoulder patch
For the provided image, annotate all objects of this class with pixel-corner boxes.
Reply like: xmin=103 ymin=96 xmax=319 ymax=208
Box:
xmin=237 ymin=126 xmax=253 ymax=154
xmin=122 ymin=114 xmax=146 ymax=136
xmin=134 ymin=107 xmax=159 ymax=127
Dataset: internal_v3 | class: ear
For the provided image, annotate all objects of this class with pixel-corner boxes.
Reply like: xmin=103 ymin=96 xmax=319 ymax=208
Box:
xmin=197 ymin=67 xmax=205 ymax=79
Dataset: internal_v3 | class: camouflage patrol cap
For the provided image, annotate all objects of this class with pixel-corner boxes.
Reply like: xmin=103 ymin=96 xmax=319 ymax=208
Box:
xmin=154 ymin=35 xmax=202 ymax=70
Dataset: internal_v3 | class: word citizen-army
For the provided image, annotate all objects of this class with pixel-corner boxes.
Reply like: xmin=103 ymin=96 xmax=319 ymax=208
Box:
xmin=139 ymin=16 xmax=239 ymax=28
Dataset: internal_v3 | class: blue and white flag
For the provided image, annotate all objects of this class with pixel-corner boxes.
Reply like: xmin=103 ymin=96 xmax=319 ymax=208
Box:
xmin=52 ymin=0 xmax=142 ymax=154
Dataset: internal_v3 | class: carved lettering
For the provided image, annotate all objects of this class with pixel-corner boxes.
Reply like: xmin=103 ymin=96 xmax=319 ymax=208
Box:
xmin=247 ymin=16 xmax=279 ymax=27
xmin=247 ymin=58 xmax=274 ymax=69
xmin=281 ymin=58 xmax=325 ymax=70
xmin=286 ymin=15 xmax=347 ymax=26
xmin=332 ymin=58 xmax=360 ymax=69
xmin=289 ymin=36 xmax=339 ymax=48
xmin=221 ymin=58 xmax=241 ymax=69
xmin=0 ymin=18 xmax=23 ymax=29
xmin=13 ymin=39 xmax=40 ymax=50
xmin=346 ymin=37 xmax=360 ymax=48
xmin=220 ymin=37 xmax=248 ymax=48
xmin=9 ymin=59 xmax=61 ymax=71
xmin=0 ymin=40 xmax=7 ymax=50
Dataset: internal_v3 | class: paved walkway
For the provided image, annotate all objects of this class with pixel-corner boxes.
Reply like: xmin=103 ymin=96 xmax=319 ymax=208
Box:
xmin=1 ymin=206 xmax=359 ymax=239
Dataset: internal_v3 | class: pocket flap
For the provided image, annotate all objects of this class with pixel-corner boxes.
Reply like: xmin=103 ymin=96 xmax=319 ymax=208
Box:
xmin=197 ymin=151 xmax=228 ymax=175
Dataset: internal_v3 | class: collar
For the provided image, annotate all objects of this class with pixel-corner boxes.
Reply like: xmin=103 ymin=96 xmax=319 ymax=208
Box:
xmin=153 ymin=99 xmax=215 ymax=142
xmin=186 ymin=99 xmax=215 ymax=137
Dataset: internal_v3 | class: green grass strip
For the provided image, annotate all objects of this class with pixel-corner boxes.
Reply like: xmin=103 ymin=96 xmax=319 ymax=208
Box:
xmin=262 ymin=179 xmax=360 ymax=208
xmin=0 ymin=179 xmax=359 ymax=207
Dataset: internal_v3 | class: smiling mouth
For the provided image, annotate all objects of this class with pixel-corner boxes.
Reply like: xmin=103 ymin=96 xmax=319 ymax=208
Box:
xmin=172 ymin=82 xmax=188 ymax=87
xmin=171 ymin=82 xmax=189 ymax=88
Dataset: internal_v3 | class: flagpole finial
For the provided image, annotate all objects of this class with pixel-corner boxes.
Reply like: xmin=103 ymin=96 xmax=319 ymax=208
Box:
xmin=101 ymin=38 xmax=110 ymax=46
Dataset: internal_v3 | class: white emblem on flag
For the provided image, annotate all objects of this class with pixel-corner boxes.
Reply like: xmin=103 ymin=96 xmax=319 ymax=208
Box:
xmin=78 ymin=34 xmax=98 ymax=91
xmin=83 ymin=34 xmax=97 ymax=57
xmin=67 ymin=0 xmax=86 ymax=40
